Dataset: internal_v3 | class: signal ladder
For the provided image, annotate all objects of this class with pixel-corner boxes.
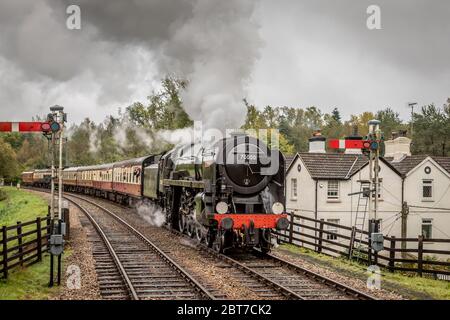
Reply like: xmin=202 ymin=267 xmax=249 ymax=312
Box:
xmin=350 ymin=180 xmax=370 ymax=261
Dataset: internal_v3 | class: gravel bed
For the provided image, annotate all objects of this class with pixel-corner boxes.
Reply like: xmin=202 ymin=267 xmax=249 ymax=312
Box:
xmin=28 ymin=190 xmax=402 ymax=300
xmin=272 ymin=247 xmax=405 ymax=300
xmin=26 ymin=190 xmax=102 ymax=300
xmin=77 ymin=196 xmax=275 ymax=300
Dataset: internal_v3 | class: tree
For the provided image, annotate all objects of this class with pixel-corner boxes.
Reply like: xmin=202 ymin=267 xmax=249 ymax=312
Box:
xmin=376 ymin=108 xmax=405 ymax=139
xmin=0 ymin=137 xmax=19 ymax=179
xmin=412 ymin=104 xmax=450 ymax=156
xmin=126 ymin=77 xmax=193 ymax=130
xmin=331 ymin=108 xmax=342 ymax=123
xmin=322 ymin=108 xmax=345 ymax=141
xmin=241 ymin=100 xmax=296 ymax=154
xmin=66 ymin=118 xmax=97 ymax=166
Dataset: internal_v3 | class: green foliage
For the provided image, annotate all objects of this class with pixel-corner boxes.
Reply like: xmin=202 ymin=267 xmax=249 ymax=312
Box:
xmin=0 ymin=253 xmax=60 ymax=299
xmin=126 ymin=77 xmax=193 ymax=130
xmin=0 ymin=187 xmax=54 ymax=298
xmin=242 ymin=100 xmax=296 ymax=154
xmin=411 ymin=102 xmax=450 ymax=156
xmin=0 ymin=137 xmax=20 ymax=179
xmin=0 ymin=189 xmax=6 ymax=202
xmin=0 ymin=187 xmax=48 ymax=226
xmin=1 ymin=76 xmax=449 ymax=177
xmin=280 ymin=243 xmax=450 ymax=300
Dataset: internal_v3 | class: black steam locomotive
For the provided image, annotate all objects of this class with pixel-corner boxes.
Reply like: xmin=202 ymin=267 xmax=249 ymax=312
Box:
xmin=23 ymin=133 xmax=289 ymax=253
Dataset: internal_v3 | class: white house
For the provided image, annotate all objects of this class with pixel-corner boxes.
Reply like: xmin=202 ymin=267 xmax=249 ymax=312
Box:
xmin=284 ymin=132 xmax=450 ymax=256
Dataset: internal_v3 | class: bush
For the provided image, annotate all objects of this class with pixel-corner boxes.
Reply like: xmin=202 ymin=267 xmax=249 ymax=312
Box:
xmin=0 ymin=189 xmax=7 ymax=201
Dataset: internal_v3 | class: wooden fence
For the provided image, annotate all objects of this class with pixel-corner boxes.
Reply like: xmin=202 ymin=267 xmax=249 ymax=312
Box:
xmin=0 ymin=216 xmax=51 ymax=279
xmin=275 ymin=212 xmax=450 ymax=279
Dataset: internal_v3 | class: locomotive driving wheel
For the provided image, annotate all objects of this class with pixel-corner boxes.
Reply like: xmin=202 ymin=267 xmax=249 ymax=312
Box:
xmin=178 ymin=214 xmax=186 ymax=233
xmin=212 ymin=231 xmax=225 ymax=253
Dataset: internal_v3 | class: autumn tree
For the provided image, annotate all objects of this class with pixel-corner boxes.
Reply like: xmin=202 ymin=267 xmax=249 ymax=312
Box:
xmin=0 ymin=137 xmax=19 ymax=180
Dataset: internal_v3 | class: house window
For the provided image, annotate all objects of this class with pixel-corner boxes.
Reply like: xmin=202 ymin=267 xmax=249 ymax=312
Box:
xmin=327 ymin=181 xmax=339 ymax=200
xmin=291 ymin=178 xmax=297 ymax=199
xmin=422 ymin=219 xmax=432 ymax=239
xmin=326 ymin=219 xmax=340 ymax=240
xmin=422 ymin=180 xmax=433 ymax=200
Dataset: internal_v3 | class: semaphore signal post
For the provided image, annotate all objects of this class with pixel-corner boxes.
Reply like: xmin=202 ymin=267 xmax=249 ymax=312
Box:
xmin=328 ymin=120 xmax=385 ymax=264
xmin=0 ymin=106 xmax=67 ymax=286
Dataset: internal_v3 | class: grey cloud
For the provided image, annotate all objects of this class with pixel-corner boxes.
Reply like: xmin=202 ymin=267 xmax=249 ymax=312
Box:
xmin=0 ymin=0 xmax=261 ymax=130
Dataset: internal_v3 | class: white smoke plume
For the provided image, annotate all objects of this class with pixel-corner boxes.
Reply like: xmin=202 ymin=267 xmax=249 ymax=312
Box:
xmin=179 ymin=237 xmax=198 ymax=249
xmin=0 ymin=0 xmax=262 ymax=131
xmin=135 ymin=200 xmax=166 ymax=227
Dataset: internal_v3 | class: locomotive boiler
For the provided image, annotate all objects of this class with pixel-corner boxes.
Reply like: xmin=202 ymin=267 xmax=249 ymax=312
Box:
xmin=23 ymin=132 xmax=289 ymax=254
xmin=146 ymin=133 xmax=289 ymax=253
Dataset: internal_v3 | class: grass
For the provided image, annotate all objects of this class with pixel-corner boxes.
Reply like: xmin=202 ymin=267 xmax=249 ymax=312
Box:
xmin=279 ymin=243 xmax=450 ymax=300
xmin=0 ymin=187 xmax=63 ymax=300
xmin=0 ymin=253 xmax=62 ymax=300
xmin=0 ymin=186 xmax=48 ymax=226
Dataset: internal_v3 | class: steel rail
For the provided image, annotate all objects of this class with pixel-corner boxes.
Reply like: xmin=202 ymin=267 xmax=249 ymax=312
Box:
xmin=27 ymin=187 xmax=376 ymax=300
xmin=168 ymin=228 xmax=306 ymax=300
xmin=257 ymin=250 xmax=377 ymax=300
xmin=68 ymin=199 xmax=139 ymax=300
xmin=65 ymin=193 xmax=217 ymax=300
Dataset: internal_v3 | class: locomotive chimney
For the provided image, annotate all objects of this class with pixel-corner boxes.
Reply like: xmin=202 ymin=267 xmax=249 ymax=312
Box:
xmin=308 ymin=130 xmax=326 ymax=153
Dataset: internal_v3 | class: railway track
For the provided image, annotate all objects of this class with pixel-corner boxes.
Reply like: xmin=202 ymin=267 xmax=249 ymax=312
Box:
xmin=230 ymin=250 xmax=375 ymax=300
xmin=174 ymin=231 xmax=375 ymax=300
xmin=63 ymin=194 xmax=217 ymax=300
xmin=30 ymin=188 xmax=376 ymax=300
xmin=70 ymin=193 xmax=375 ymax=300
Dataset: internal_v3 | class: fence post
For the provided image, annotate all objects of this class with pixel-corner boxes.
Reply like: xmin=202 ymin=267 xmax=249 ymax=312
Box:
xmin=317 ymin=219 xmax=324 ymax=253
xmin=389 ymin=236 xmax=396 ymax=272
xmin=348 ymin=226 xmax=356 ymax=260
xmin=17 ymin=221 xmax=23 ymax=266
xmin=63 ymin=208 xmax=70 ymax=240
xmin=36 ymin=217 xmax=42 ymax=262
xmin=2 ymin=226 xmax=7 ymax=279
xmin=289 ymin=212 xmax=294 ymax=244
xmin=46 ymin=215 xmax=51 ymax=249
xmin=417 ymin=235 xmax=424 ymax=277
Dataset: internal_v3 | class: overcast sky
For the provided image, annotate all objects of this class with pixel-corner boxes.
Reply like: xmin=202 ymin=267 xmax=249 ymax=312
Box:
xmin=0 ymin=0 xmax=449 ymax=127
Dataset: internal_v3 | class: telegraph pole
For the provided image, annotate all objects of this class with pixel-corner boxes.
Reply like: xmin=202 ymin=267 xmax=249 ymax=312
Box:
xmin=46 ymin=105 xmax=67 ymax=287
xmin=408 ymin=102 xmax=417 ymax=139
xmin=367 ymin=120 xmax=384 ymax=263
xmin=0 ymin=108 xmax=67 ymax=286
xmin=401 ymin=201 xmax=409 ymax=259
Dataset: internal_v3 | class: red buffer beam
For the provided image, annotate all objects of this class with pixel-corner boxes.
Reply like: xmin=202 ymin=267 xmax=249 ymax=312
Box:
xmin=0 ymin=122 xmax=50 ymax=133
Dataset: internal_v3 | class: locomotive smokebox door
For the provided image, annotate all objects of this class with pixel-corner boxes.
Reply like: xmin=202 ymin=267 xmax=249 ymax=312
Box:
xmin=371 ymin=233 xmax=384 ymax=252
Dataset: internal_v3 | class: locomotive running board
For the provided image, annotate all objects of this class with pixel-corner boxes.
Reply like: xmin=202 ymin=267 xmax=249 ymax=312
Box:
xmin=163 ymin=179 xmax=205 ymax=189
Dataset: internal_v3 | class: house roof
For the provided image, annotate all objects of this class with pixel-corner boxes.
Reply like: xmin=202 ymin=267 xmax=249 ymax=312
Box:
xmin=385 ymin=155 xmax=450 ymax=176
xmin=284 ymin=154 xmax=296 ymax=172
xmin=298 ymin=153 xmax=368 ymax=179
xmin=286 ymin=152 xmax=403 ymax=180
xmin=285 ymin=153 xmax=368 ymax=179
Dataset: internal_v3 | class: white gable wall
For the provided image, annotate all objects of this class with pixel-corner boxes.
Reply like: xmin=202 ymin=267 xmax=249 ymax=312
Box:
xmin=403 ymin=158 xmax=450 ymax=255
xmin=285 ymin=154 xmax=450 ymax=258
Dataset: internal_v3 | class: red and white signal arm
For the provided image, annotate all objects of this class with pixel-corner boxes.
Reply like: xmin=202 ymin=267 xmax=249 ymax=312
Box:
xmin=0 ymin=122 xmax=52 ymax=133
xmin=328 ymin=139 xmax=369 ymax=149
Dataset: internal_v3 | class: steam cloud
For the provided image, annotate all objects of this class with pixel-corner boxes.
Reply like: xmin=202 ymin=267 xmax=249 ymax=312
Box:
xmin=0 ymin=0 xmax=262 ymax=130
xmin=135 ymin=200 xmax=166 ymax=227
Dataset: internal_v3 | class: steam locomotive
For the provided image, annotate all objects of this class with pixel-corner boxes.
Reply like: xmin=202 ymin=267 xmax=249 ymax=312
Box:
xmin=21 ymin=133 xmax=289 ymax=253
